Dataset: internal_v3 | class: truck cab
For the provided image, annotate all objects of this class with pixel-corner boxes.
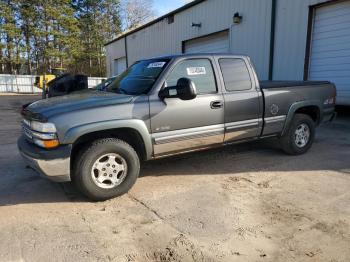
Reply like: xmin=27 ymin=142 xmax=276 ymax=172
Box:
xmin=149 ymin=55 xmax=262 ymax=156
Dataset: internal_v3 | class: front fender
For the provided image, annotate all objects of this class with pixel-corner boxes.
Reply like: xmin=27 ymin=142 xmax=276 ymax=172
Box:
xmin=281 ymin=100 xmax=322 ymax=136
xmin=62 ymin=119 xmax=153 ymax=159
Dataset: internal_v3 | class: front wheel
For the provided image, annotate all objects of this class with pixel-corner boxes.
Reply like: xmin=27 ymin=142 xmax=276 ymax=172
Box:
xmin=280 ymin=114 xmax=315 ymax=155
xmin=74 ymin=138 xmax=140 ymax=201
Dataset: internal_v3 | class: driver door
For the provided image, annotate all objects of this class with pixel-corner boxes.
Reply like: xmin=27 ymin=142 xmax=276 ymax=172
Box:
xmin=149 ymin=58 xmax=225 ymax=157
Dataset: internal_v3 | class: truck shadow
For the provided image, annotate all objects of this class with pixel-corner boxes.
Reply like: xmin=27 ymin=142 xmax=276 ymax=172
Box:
xmin=1 ymin=134 xmax=349 ymax=207
xmin=0 ymin=113 xmax=349 ymax=206
xmin=141 ymin=136 xmax=350 ymax=178
xmin=142 ymin=108 xmax=350 ymax=179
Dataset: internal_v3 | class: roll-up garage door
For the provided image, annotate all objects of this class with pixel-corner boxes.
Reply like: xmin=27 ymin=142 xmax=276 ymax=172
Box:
xmin=309 ymin=1 xmax=350 ymax=105
xmin=184 ymin=31 xmax=229 ymax=54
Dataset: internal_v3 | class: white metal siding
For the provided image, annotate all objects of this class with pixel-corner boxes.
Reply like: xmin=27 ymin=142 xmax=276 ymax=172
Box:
xmin=87 ymin=77 xmax=105 ymax=88
xmin=184 ymin=31 xmax=229 ymax=53
xmin=113 ymin=57 xmax=127 ymax=76
xmin=273 ymin=0 xmax=332 ymax=80
xmin=0 ymin=75 xmax=104 ymax=93
xmin=309 ymin=1 xmax=350 ymax=105
xmin=106 ymin=39 xmax=126 ymax=77
xmin=122 ymin=0 xmax=272 ymax=79
xmin=106 ymin=0 xmax=337 ymax=81
xmin=0 ymin=75 xmax=40 ymax=93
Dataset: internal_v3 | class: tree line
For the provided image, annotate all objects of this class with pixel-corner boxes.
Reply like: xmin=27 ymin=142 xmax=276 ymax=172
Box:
xmin=0 ymin=0 xmax=154 ymax=76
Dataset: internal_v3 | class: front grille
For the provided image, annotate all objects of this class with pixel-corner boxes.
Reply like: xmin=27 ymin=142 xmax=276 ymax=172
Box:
xmin=23 ymin=118 xmax=30 ymax=127
xmin=22 ymin=121 xmax=34 ymax=142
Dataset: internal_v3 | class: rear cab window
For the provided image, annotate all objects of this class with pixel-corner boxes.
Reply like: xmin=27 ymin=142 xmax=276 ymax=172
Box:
xmin=218 ymin=58 xmax=252 ymax=92
xmin=165 ymin=59 xmax=217 ymax=94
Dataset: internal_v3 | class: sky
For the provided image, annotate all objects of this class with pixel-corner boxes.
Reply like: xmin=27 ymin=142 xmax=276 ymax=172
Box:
xmin=153 ymin=0 xmax=194 ymax=17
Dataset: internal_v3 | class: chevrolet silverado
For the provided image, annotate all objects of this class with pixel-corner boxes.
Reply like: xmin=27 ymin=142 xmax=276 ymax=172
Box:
xmin=18 ymin=54 xmax=336 ymax=200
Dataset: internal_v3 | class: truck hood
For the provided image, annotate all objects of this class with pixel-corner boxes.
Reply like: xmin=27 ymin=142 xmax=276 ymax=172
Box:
xmin=25 ymin=90 xmax=134 ymax=119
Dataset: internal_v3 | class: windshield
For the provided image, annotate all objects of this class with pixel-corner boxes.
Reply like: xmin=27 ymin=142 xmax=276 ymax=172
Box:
xmin=105 ymin=59 xmax=170 ymax=95
xmin=93 ymin=76 xmax=117 ymax=91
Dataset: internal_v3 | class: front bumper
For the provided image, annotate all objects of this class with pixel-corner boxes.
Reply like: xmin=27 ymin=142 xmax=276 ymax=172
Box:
xmin=17 ymin=135 xmax=72 ymax=182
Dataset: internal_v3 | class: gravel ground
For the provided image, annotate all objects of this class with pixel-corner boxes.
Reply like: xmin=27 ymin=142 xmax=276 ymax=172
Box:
xmin=0 ymin=95 xmax=349 ymax=262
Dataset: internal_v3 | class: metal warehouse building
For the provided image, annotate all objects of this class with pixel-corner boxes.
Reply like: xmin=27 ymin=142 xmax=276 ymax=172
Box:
xmin=105 ymin=0 xmax=350 ymax=105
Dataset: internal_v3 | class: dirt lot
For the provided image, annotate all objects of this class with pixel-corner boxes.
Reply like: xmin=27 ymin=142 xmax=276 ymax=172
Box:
xmin=0 ymin=95 xmax=349 ymax=262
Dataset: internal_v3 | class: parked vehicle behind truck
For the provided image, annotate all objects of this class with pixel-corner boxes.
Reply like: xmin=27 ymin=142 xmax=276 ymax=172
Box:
xmin=18 ymin=54 xmax=336 ymax=200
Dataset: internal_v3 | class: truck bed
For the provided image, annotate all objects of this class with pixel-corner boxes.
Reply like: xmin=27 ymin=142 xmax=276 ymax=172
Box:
xmin=260 ymin=80 xmax=335 ymax=137
xmin=260 ymin=81 xmax=331 ymax=89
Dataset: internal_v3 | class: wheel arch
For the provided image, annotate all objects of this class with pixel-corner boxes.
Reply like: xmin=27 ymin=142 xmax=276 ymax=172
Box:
xmin=282 ymin=100 xmax=322 ymax=136
xmin=63 ymin=120 xmax=153 ymax=165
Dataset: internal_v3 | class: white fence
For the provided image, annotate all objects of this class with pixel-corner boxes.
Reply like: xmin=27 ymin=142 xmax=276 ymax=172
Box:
xmin=0 ymin=74 xmax=105 ymax=93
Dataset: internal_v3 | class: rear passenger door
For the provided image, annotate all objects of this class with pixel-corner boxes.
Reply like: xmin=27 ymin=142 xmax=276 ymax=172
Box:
xmin=217 ymin=57 xmax=262 ymax=142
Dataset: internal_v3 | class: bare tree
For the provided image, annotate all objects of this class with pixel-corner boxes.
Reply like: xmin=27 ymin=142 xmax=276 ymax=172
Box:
xmin=121 ymin=0 xmax=155 ymax=30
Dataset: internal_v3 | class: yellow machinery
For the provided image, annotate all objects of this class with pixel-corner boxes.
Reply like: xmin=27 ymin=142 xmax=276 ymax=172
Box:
xmin=34 ymin=68 xmax=66 ymax=89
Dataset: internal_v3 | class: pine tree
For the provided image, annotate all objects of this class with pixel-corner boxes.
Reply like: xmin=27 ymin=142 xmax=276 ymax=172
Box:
xmin=34 ymin=0 xmax=79 ymax=73
xmin=19 ymin=1 xmax=38 ymax=74
xmin=0 ymin=0 xmax=150 ymax=76
xmin=0 ymin=0 xmax=22 ymax=74
xmin=72 ymin=0 xmax=122 ymax=76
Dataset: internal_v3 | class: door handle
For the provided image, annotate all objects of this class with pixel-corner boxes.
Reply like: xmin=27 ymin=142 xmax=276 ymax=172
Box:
xmin=210 ymin=101 xmax=223 ymax=109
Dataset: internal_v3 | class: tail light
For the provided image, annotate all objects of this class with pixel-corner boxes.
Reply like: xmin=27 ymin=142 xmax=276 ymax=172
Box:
xmin=332 ymin=85 xmax=337 ymax=104
xmin=324 ymin=85 xmax=336 ymax=105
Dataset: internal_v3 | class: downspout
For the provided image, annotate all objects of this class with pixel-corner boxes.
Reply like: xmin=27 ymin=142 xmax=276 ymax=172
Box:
xmin=124 ymin=36 xmax=129 ymax=68
xmin=268 ymin=0 xmax=277 ymax=80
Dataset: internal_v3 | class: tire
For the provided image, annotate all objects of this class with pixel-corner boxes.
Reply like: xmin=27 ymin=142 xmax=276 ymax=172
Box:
xmin=280 ymin=114 xmax=315 ymax=155
xmin=74 ymin=138 xmax=140 ymax=201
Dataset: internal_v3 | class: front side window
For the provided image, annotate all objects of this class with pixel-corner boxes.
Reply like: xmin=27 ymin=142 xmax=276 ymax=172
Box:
xmin=106 ymin=59 xmax=170 ymax=95
xmin=165 ymin=59 xmax=217 ymax=94
xmin=219 ymin=58 xmax=252 ymax=91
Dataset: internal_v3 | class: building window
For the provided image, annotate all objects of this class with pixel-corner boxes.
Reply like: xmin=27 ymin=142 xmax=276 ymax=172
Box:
xmin=167 ymin=14 xmax=174 ymax=24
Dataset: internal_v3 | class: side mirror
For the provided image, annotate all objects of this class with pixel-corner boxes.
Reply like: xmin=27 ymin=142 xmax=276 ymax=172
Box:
xmin=159 ymin=78 xmax=197 ymax=100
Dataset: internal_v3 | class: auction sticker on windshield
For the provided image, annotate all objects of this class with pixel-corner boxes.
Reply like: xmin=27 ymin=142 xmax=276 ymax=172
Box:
xmin=147 ymin=62 xmax=166 ymax=68
xmin=187 ymin=67 xmax=206 ymax=76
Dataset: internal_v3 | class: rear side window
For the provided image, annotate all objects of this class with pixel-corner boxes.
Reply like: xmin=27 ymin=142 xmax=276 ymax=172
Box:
xmin=219 ymin=58 xmax=252 ymax=91
xmin=165 ymin=59 xmax=217 ymax=94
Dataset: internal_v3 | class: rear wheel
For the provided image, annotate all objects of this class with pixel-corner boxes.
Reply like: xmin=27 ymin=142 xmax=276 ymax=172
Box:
xmin=280 ymin=114 xmax=315 ymax=155
xmin=74 ymin=138 xmax=140 ymax=201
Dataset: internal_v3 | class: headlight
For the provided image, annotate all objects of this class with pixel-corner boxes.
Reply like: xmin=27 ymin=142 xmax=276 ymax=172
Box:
xmin=22 ymin=119 xmax=59 ymax=149
xmin=30 ymin=121 xmax=57 ymax=133
xmin=30 ymin=129 xmax=57 ymax=140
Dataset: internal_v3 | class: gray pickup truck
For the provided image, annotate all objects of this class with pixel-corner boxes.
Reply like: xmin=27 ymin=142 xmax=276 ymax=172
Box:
xmin=18 ymin=54 xmax=336 ymax=200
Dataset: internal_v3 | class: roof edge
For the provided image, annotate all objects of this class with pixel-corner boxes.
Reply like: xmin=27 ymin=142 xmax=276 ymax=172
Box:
xmin=104 ymin=0 xmax=206 ymax=46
